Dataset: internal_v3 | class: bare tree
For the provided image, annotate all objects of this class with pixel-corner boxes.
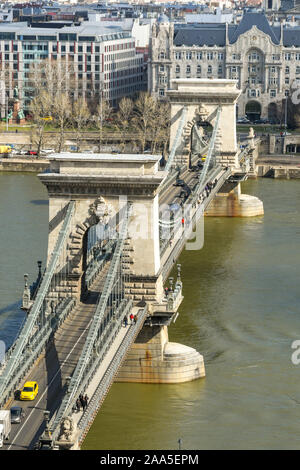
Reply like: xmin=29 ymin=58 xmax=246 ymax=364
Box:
xmin=52 ymin=92 xmax=72 ymax=152
xmin=115 ymin=97 xmax=134 ymax=151
xmin=92 ymin=99 xmax=112 ymax=152
xmin=71 ymin=97 xmax=91 ymax=152
xmin=151 ymin=101 xmax=170 ymax=154
xmin=132 ymin=92 xmax=157 ymax=152
xmin=29 ymin=90 xmax=52 ymax=157
xmin=29 ymin=57 xmax=76 ymax=101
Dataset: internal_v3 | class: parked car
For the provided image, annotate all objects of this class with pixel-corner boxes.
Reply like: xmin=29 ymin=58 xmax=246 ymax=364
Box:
xmin=10 ymin=406 xmax=24 ymax=424
xmin=254 ymin=118 xmax=269 ymax=124
xmin=41 ymin=148 xmax=54 ymax=155
xmin=237 ymin=117 xmax=250 ymax=124
xmin=26 ymin=150 xmax=37 ymax=156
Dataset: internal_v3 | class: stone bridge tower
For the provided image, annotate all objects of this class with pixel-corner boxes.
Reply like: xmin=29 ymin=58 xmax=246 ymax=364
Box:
xmin=39 ymin=153 xmax=205 ymax=384
xmin=168 ymin=79 xmax=264 ymax=217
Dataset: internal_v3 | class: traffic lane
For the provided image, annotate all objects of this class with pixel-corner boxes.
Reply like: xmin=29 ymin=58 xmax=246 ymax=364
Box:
xmin=6 ymin=310 xmax=93 ymax=449
xmin=3 ymin=357 xmax=49 ymax=449
xmin=5 ymin=340 xmax=67 ymax=449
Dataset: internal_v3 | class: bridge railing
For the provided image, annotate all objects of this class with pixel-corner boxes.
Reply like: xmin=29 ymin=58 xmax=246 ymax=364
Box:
xmin=49 ymin=204 xmax=132 ymax=437
xmin=0 ymin=201 xmax=76 ymax=407
xmin=77 ymin=303 xmax=149 ymax=443
xmin=159 ymin=165 xmax=231 ymax=281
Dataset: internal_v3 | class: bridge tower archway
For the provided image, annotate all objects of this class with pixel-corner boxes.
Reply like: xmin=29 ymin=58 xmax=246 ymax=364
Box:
xmin=167 ymin=79 xmax=241 ymax=169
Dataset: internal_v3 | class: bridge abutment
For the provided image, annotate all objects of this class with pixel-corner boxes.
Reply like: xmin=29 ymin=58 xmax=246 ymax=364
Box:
xmin=205 ymin=183 xmax=264 ymax=217
xmin=116 ymin=323 xmax=205 ymax=383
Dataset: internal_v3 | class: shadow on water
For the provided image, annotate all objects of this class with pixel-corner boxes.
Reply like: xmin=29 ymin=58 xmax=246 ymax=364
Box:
xmin=30 ymin=200 xmax=49 ymax=205
xmin=0 ymin=300 xmax=21 ymax=316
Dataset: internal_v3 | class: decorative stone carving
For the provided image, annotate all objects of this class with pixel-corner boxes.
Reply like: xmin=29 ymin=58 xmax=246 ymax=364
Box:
xmin=248 ymin=127 xmax=255 ymax=138
xmin=196 ymin=103 xmax=209 ymax=122
xmin=58 ymin=416 xmax=75 ymax=442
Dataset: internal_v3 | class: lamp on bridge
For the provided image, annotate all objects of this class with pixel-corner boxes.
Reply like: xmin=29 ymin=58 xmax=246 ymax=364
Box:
xmin=21 ymin=273 xmax=31 ymax=311
xmin=176 ymin=264 xmax=182 ymax=284
xmin=168 ymin=277 xmax=174 ymax=292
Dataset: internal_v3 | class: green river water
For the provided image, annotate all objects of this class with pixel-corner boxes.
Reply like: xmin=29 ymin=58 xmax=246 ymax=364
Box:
xmin=0 ymin=173 xmax=300 ymax=450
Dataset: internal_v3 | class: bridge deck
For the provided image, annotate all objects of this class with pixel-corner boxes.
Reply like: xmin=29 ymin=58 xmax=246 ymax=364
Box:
xmin=4 ymin=265 xmax=108 ymax=450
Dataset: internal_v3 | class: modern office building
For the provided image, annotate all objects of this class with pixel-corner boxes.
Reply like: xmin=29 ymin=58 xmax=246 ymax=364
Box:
xmin=0 ymin=21 xmax=145 ymax=113
xmin=148 ymin=11 xmax=300 ymax=121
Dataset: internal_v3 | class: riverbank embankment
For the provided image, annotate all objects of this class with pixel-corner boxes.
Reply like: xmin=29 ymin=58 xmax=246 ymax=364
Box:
xmin=257 ymin=155 xmax=300 ymax=179
xmin=0 ymin=157 xmax=49 ymax=173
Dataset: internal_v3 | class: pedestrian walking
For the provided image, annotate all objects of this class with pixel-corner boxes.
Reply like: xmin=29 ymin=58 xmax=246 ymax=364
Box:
xmin=123 ymin=315 xmax=128 ymax=327
xmin=134 ymin=314 xmax=137 ymax=324
xmin=76 ymin=398 xmax=81 ymax=412
xmin=130 ymin=313 xmax=134 ymax=325
xmin=79 ymin=394 xmax=85 ymax=410
xmin=84 ymin=394 xmax=89 ymax=407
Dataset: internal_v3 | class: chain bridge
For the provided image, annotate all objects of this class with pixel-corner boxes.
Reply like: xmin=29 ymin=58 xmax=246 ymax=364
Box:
xmin=0 ymin=79 xmax=263 ymax=450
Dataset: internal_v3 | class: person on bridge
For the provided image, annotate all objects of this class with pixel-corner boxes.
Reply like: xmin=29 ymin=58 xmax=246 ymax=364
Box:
xmin=76 ymin=398 xmax=81 ymax=412
xmin=130 ymin=313 xmax=134 ymax=325
xmin=123 ymin=315 xmax=128 ymax=327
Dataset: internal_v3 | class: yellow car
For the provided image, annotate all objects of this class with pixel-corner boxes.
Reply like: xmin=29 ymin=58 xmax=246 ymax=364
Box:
xmin=20 ymin=381 xmax=38 ymax=401
xmin=201 ymin=154 xmax=207 ymax=162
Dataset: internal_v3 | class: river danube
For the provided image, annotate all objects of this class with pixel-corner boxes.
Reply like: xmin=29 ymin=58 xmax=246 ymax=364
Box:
xmin=0 ymin=172 xmax=300 ymax=450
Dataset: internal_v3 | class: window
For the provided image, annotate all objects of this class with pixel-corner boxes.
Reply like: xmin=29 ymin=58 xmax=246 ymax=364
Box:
xmin=208 ymin=65 xmax=212 ymax=74
xmin=159 ymin=52 xmax=166 ymax=59
xmin=186 ymin=65 xmax=191 ymax=74
xmin=186 ymin=52 xmax=192 ymax=60
xmin=285 ymin=89 xmax=289 ymax=97
xmin=296 ymin=53 xmax=300 ymax=60
xmin=218 ymin=65 xmax=222 ymax=75
xmin=197 ymin=65 xmax=201 ymax=76
xmin=218 ymin=52 xmax=224 ymax=60
xmin=159 ymin=65 xmax=165 ymax=72
xmin=196 ymin=52 xmax=202 ymax=60
xmin=297 ymin=66 xmax=300 ymax=74
xmin=285 ymin=77 xmax=289 ymax=84
xmin=175 ymin=64 xmax=180 ymax=74
xmin=285 ymin=52 xmax=291 ymax=60
xmin=207 ymin=52 xmax=213 ymax=60
xmin=285 ymin=66 xmax=289 ymax=74
xmin=175 ymin=52 xmax=181 ymax=60
xmin=271 ymin=66 xmax=276 ymax=73
xmin=159 ymin=88 xmax=165 ymax=97
xmin=270 ymin=89 xmax=276 ymax=98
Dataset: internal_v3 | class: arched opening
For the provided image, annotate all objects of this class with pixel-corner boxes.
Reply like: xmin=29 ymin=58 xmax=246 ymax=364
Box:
xmin=80 ymin=220 xmax=112 ymax=300
xmin=268 ymin=102 xmax=278 ymax=123
xmin=245 ymin=101 xmax=261 ymax=122
xmin=189 ymin=120 xmax=213 ymax=168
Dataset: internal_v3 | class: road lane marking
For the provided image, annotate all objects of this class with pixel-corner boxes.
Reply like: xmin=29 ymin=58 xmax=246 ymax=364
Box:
xmin=7 ymin=318 xmax=93 ymax=450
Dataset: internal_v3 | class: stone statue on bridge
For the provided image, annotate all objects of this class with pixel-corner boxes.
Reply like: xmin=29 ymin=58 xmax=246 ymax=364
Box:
xmin=56 ymin=416 xmax=79 ymax=449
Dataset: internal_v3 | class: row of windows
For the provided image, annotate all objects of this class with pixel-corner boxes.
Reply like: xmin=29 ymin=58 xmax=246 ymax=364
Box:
xmin=162 ymin=50 xmax=300 ymax=63
xmin=174 ymin=51 xmax=224 ymax=61
xmin=174 ymin=64 xmax=223 ymax=75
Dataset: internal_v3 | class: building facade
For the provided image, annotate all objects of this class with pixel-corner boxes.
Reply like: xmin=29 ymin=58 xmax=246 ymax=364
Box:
xmin=148 ymin=12 xmax=300 ymax=121
xmin=0 ymin=21 xmax=145 ymax=113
